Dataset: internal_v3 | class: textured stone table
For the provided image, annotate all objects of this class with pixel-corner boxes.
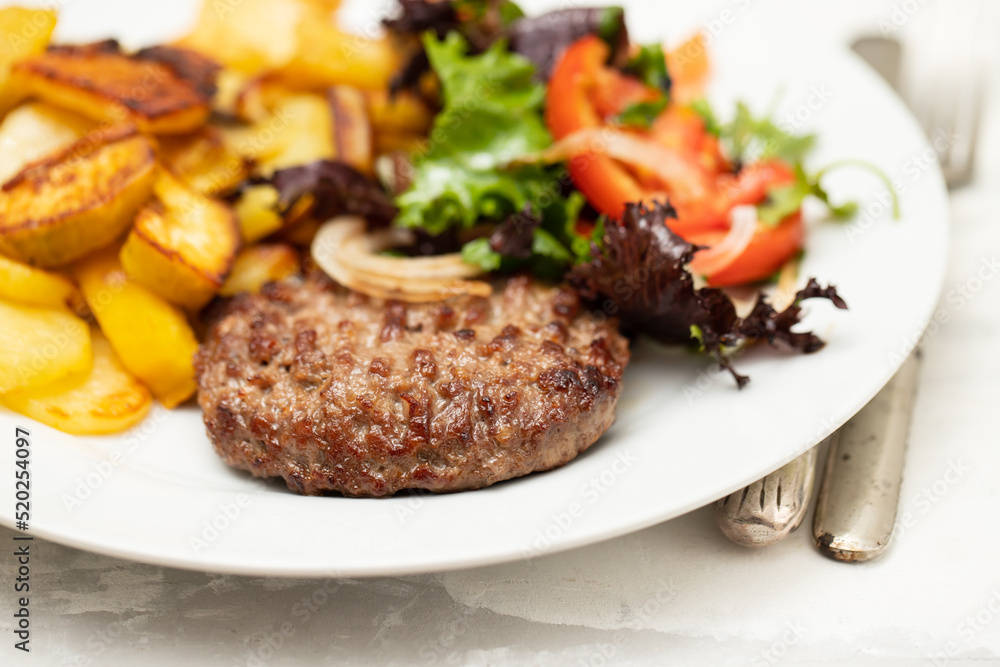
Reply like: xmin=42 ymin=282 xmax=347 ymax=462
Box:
xmin=2 ymin=0 xmax=1000 ymax=665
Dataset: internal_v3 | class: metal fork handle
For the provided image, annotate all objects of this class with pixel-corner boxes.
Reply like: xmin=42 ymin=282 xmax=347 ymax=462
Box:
xmin=812 ymin=351 xmax=922 ymax=561
xmin=715 ymin=441 xmax=823 ymax=548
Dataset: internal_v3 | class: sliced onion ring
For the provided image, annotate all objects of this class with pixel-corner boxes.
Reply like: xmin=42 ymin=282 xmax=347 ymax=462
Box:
xmin=688 ymin=205 xmax=758 ymax=277
xmin=311 ymin=217 xmax=491 ymax=303
xmin=520 ymin=128 xmax=709 ymax=201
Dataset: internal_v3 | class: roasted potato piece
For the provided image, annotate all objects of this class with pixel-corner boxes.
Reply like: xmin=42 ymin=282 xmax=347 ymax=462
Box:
xmin=374 ymin=132 xmax=428 ymax=157
xmin=226 ymin=90 xmax=334 ymax=175
xmin=220 ymin=244 xmax=299 ymax=296
xmin=328 ymin=86 xmax=373 ymax=174
xmin=233 ymin=83 xmax=371 ymax=174
xmin=213 ymin=68 xmax=249 ymax=116
xmin=365 ymin=89 xmax=434 ymax=136
xmin=232 ymin=75 xmax=292 ymax=123
xmin=75 ymin=248 xmax=199 ymax=408
xmin=0 ymin=330 xmax=151 ymax=435
xmin=159 ymin=125 xmax=251 ymax=196
xmin=0 ymin=8 xmax=58 ymax=115
xmin=13 ymin=41 xmax=214 ymax=134
xmin=0 ymin=102 xmax=92 ymax=185
xmin=234 ymin=184 xmax=285 ymax=243
xmin=273 ymin=23 xmax=399 ymax=91
xmin=0 ymin=299 xmax=91 ymax=394
xmin=120 ymin=170 xmax=240 ymax=310
xmin=0 ymin=255 xmax=84 ymax=312
xmin=177 ymin=0 xmax=311 ymax=73
xmin=0 ymin=125 xmax=156 ymax=267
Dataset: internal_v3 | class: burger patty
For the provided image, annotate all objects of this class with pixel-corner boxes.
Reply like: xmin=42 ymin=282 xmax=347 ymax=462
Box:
xmin=195 ymin=273 xmax=630 ymax=497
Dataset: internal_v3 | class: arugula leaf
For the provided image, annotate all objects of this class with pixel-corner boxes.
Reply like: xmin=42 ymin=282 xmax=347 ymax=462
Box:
xmin=722 ymin=101 xmax=815 ymax=164
xmin=624 ymin=43 xmax=671 ymax=94
xmin=614 ymin=98 xmax=669 ymax=129
xmin=758 ymin=161 xmax=899 ymax=226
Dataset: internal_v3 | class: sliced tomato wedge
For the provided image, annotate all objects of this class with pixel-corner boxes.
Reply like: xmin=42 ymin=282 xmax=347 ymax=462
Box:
xmin=546 ymin=35 xmax=805 ymax=286
xmin=687 ymin=213 xmax=804 ymax=287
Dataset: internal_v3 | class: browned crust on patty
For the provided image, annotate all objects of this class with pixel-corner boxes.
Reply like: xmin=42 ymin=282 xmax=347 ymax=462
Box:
xmin=195 ymin=273 xmax=630 ymax=497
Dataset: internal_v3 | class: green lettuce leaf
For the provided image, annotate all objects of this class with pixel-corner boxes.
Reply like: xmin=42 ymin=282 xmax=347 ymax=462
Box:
xmin=395 ymin=32 xmax=557 ymax=235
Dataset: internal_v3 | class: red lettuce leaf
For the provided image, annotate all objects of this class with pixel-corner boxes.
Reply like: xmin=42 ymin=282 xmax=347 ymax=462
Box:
xmin=569 ymin=201 xmax=847 ymax=387
xmin=252 ymin=160 xmax=398 ymax=228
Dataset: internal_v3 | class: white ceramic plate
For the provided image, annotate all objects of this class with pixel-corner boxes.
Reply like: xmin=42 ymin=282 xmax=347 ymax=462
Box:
xmin=0 ymin=0 xmax=948 ymax=576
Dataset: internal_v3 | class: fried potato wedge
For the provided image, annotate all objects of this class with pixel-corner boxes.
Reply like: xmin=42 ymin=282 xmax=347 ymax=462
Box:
xmin=0 ymin=330 xmax=151 ymax=435
xmin=273 ymin=22 xmax=399 ymax=91
xmin=233 ymin=82 xmax=370 ymax=174
xmin=220 ymin=244 xmax=299 ymax=296
xmin=374 ymin=131 xmax=428 ymax=157
xmin=0 ymin=254 xmax=84 ymax=312
xmin=0 ymin=7 xmax=58 ymax=116
xmin=365 ymin=89 xmax=434 ymax=136
xmin=233 ymin=184 xmax=285 ymax=243
xmin=13 ymin=41 xmax=214 ymax=134
xmin=328 ymin=86 xmax=373 ymax=174
xmin=75 ymin=248 xmax=199 ymax=408
xmin=159 ymin=125 xmax=251 ymax=197
xmin=120 ymin=170 xmax=240 ymax=310
xmin=178 ymin=0 xmax=310 ymax=73
xmin=0 ymin=299 xmax=91 ymax=394
xmin=0 ymin=101 xmax=93 ymax=185
xmin=0 ymin=125 xmax=156 ymax=268
xmin=225 ymin=90 xmax=335 ymax=175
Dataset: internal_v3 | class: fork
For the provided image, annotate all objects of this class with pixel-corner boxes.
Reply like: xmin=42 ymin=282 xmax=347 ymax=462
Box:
xmin=715 ymin=3 xmax=991 ymax=557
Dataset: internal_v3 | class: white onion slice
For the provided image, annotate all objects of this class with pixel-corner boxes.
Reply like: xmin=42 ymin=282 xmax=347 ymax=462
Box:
xmin=688 ymin=205 xmax=758 ymax=277
xmin=522 ymin=128 xmax=709 ymax=201
xmin=311 ymin=217 xmax=491 ymax=303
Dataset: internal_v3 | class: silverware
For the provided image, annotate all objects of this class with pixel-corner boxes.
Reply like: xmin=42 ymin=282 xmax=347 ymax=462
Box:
xmin=897 ymin=0 xmax=991 ymax=189
xmin=715 ymin=439 xmax=824 ymax=548
xmin=812 ymin=353 xmax=921 ymax=561
xmin=717 ymin=13 xmax=989 ymax=556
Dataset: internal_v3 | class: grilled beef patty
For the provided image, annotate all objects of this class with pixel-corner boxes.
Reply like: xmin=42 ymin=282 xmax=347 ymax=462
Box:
xmin=195 ymin=273 xmax=630 ymax=496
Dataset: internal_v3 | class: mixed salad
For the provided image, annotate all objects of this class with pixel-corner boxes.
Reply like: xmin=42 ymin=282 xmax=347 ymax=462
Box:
xmin=274 ymin=0 xmax=896 ymax=385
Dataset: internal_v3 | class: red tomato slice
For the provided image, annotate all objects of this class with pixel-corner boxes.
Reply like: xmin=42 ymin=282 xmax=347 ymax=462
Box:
xmin=687 ymin=213 xmax=804 ymax=287
xmin=546 ymin=35 xmax=805 ymax=285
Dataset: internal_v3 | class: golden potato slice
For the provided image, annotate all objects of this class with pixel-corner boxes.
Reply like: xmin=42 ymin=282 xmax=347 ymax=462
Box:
xmin=0 ymin=8 xmax=58 ymax=116
xmin=0 ymin=330 xmax=151 ymax=435
xmin=374 ymin=131 xmax=428 ymax=157
xmin=120 ymin=170 xmax=240 ymax=310
xmin=213 ymin=68 xmax=249 ymax=116
xmin=177 ymin=0 xmax=310 ymax=73
xmin=159 ymin=125 xmax=251 ymax=197
xmin=234 ymin=184 xmax=285 ymax=243
xmin=273 ymin=22 xmax=399 ymax=91
xmin=0 ymin=254 xmax=84 ymax=312
xmin=0 ymin=125 xmax=156 ymax=268
xmin=249 ymin=92 xmax=335 ymax=174
xmin=232 ymin=75 xmax=293 ymax=123
xmin=13 ymin=41 xmax=214 ymax=135
xmin=220 ymin=244 xmax=300 ymax=296
xmin=365 ymin=89 xmax=434 ymax=136
xmin=0 ymin=299 xmax=91 ymax=394
xmin=0 ymin=102 xmax=93 ymax=185
xmin=223 ymin=88 xmax=336 ymax=176
xmin=75 ymin=248 xmax=199 ymax=408
xmin=328 ymin=86 xmax=373 ymax=174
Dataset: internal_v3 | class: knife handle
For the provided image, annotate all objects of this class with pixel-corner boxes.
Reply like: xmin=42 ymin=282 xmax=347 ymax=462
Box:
xmin=812 ymin=351 xmax=922 ymax=561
